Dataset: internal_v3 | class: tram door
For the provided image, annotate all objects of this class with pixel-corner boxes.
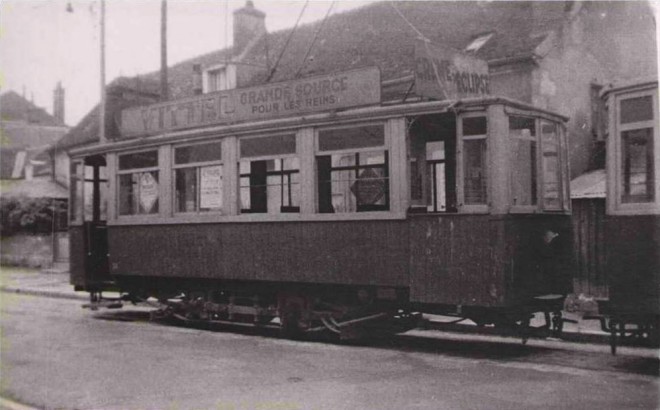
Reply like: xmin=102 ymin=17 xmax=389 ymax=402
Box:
xmin=82 ymin=155 xmax=110 ymax=287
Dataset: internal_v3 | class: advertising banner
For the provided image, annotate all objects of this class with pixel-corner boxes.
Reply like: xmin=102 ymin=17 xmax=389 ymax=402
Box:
xmin=415 ymin=40 xmax=490 ymax=101
xmin=120 ymin=67 xmax=381 ymax=137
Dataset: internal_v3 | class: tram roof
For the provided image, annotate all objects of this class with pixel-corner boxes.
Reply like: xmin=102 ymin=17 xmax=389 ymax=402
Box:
xmin=69 ymin=96 xmax=567 ymax=157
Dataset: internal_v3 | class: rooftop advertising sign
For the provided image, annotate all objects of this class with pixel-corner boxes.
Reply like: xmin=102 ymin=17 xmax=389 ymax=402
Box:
xmin=119 ymin=67 xmax=381 ymax=137
xmin=415 ymin=40 xmax=490 ymax=101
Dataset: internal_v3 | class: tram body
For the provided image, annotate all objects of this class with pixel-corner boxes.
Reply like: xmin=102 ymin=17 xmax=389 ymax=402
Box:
xmin=600 ymin=79 xmax=660 ymax=351
xmin=68 ymin=93 xmax=573 ymax=335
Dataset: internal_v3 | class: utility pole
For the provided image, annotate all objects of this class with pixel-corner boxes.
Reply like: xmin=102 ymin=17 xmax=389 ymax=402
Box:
xmin=99 ymin=0 xmax=106 ymax=144
xmin=160 ymin=0 xmax=169 ymax=101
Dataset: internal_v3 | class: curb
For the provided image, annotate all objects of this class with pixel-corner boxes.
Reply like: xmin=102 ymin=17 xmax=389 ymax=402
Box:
xmin=0 ymin=286 xmax=88 ymax=302
xmin=425 ymin=319 xmax=612 ymax=345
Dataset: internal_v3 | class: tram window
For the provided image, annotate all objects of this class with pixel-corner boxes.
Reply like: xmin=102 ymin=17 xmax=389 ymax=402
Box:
xmin=618 ymin=94 xmax=656 ymax=204
xmin=317 ymin=151 xmax=389 ymax=213
xmin=621 ymin=128 xmax=654 ymax=203
xmin=70 ymin=162 xmax=83 ymax=223
xmin=541 ymin=122 xmax=562 ymax=209
xmin=174 ymin=142 xmax=223 ymax=213
xmin=408 ymin=114 xmax=456 ymax=212
xmin=317 ymin=125 xmax=389 ymax=213
xmin=462 ymin=116 xmax=487 ymax=205
xmin=118 ymin=151 xmax=159 ymax=215
xmin=239 ymin=135 xmax=299 ymax=214
xmin=509 ymin=116 xmax=537 ymax=207
xmin=426 ymin=142 xmax=446 ymax=212
xmin=620 ymin=96 xmax=654 ymax=124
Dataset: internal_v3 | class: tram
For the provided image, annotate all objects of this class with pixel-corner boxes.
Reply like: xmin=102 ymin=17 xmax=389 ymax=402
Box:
xmin=593 ymin=78 xmax=660 ymax=353
xmin=68 ymin=68 xmax=574 ymax=340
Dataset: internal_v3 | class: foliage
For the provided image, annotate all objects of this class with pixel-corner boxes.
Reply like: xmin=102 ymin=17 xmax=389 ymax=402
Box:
xmin=0 ymin=197 xmax=67 ymax=236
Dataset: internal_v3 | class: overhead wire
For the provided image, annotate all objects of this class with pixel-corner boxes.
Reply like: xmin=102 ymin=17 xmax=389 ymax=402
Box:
xmin=294 ymin=1 xmax=335 ymax=78
xmin=388 ymin=1 xmax=429 ymax=42
xmin=266 ymin=0 xmax=310 ymax=82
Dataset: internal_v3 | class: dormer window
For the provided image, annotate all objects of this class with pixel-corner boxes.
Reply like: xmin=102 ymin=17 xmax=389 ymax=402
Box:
xmin=465 ymin=33 xmax=494 ymax=53
xmin=203 ymin=64 xmax=236 ymax=93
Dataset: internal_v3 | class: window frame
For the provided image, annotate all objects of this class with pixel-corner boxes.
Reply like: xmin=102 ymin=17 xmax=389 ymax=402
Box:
xmin=315 ymin=122 xmax=391 ymax=214
xmin=608 ymin=87 xmax=660 ymax=215
xmin=172 ymin=141 xmax=224 ymax=215
xmin=238 ymin=133 xmax=301 ymax=214
xmin=457 ymin=111 xmax=489 ymax=214
xmin=116 ymin=149 xmax=161 ymax=217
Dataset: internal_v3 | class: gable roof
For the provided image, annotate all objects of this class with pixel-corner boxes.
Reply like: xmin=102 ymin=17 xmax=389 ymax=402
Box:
xmin=0 ymin=91 xmax=63 ymax=126
xmin=61 ymin=0 xmax=573 ymax=151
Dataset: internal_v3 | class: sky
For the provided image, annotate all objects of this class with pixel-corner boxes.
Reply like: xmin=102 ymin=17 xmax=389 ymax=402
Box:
xmin=0 ymin=0 xmax=375 ymax=126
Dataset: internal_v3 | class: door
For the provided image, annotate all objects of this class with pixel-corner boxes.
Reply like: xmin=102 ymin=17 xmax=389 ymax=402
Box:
xmin=83 ymin=155 xmax=110 ymax=288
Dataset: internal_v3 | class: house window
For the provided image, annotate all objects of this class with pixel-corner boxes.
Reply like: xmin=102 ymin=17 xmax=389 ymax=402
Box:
xmin=239 ymin=134 xmax=299 ymax=214
xmin=541 ymin=121 xmax=562 ymax=209
xmin=204 ymin=65 xmax=236 ymax=93
xmin=317 ymin=125 xmax=389 ymax=213
xmin=509 ymin=116 xmax=537 ymax=207
xmin=619 ymin=95 xmax=655 ymax=204
xmin=462 ymin=116 xmax=487 ymax=205
xmin=118 ymin=151 xmax=159 ymax=215
xmin=174 ymin=142 xmax=223 ymax=213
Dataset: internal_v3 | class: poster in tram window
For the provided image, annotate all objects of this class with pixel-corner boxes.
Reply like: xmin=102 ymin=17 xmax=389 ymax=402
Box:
xmin=139 ymin=172 xmax=159 ymax=213
xmin=200 ymin=165 xmax=223 ymax=209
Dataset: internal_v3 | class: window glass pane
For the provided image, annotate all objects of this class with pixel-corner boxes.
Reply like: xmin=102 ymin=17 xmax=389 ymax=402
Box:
xmin=99 ymin=181 xmax=108 ymax=221
xmin=464 ymin=139 xmax=487 ymax=205
xmin=511 ymin=139 xmax=537 ymax=206
xmin=426 ymin=141 xmax=445 ymax=161
xmin=240 ymin=134 xmax=296 ymax=158
xmin=620 ymin=96 xmax=653 ymax=124
xmin=70 ymin=163 xmax=83 ymax=222
xmin=119 ymin=171 xmax=159 ymax=215
xmin=428 ymin=162 xmax=446 ymax=212
xmin=621 ymin=128 xmax=654 ymax=203
xmin=175 ymin=168 xmax=197 ymax=212
xmin=463 ymin=117 xmax=487 ymax=136
xmin=84 ymin=181 xmax=94 ymax=221
xmin=317 ymin=151 xmax=389 ymax=213
xmin=542 ymin=122 xmax=561 ymax=209
xmin=318 ymin=125 xmax=385 ymax=151
xmin=119 ymin=151 xmax=158 ymax=170
xmin=84 ymin=165 xmax=95 ymax=180
xmin=509 ymin=116 xmax=536 ymax=137
xmin=200 ymin=165 xmax=223 ymax=211
xmin=175 ymin=142 xmax=222 ymax=164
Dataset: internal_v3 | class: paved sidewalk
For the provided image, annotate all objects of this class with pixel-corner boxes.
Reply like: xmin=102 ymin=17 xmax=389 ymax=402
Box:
xmin=0 ymin=266 xmax=86 ymax=301
xmin=0 ymin=266 xmax=615 ymax=345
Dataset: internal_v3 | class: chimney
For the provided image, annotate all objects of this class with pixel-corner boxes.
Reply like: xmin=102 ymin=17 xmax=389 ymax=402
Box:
xmin=53 ymin=82 xmax=65 ymax=125
xmin=233 ymin=1 xmax=266 ymax=57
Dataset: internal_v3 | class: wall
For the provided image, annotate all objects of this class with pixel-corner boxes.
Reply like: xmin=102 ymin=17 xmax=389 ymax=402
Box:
xmin=1 ymin=233 xmax=54 ymax=268
xmin=531 ymin=1 xmax=658 ymax=179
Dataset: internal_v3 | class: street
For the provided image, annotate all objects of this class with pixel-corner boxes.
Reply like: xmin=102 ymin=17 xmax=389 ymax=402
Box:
xmin=0 ymin=291 xmax=657 ymax=410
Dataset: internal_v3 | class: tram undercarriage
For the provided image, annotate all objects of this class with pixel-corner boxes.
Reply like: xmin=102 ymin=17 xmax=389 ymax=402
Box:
xmin=84 ymin=278 xmax=571 ymax=344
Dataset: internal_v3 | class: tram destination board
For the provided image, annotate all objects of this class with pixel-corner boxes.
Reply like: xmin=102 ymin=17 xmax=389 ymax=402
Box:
xmin=120 ymin=67 xmax=381 ymax=137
